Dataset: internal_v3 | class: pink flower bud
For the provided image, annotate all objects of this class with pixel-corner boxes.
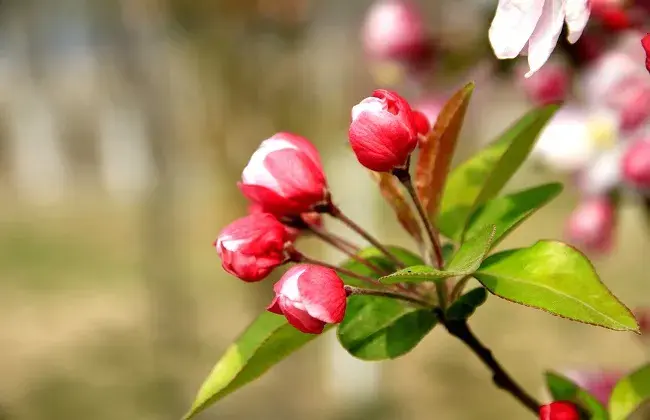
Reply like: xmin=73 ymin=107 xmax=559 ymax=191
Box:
xmin=239 ymin=133 xmax=328 ymax=216
xmin=215 ymin=213 xmax=292 ymax=282
xmin=622 ymin=139 xmax=650 ymax=188
xmin=362 ymin=0 xmax=431 ymax=63
xmin=642 ymin=33 xmax=650 ymax=73
xmin=517 ymin=62 xmax=570 ymax=105
xmin=349 ymin=89 xmax=418 ymax=172
xmin=565 ymin=197 xmax=616 ymax=253
xmin=539 ymin=401 xmax=580 ymax=420
xmin=634 ymin=307 xmax=650 ymax=336
xmin=267 ymin=264 xmax=347 ymax=334
xmin=564 ymin=370 xmax=623 ymax=405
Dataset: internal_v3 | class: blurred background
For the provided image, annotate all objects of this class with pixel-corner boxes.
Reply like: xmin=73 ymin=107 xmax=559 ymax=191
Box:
xmin=1 ymin=0 xmax=650 ymax=419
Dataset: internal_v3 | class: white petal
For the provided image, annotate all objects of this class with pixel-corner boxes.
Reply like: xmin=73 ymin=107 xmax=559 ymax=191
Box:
xmin=488 ymin=0 xmax=546 ymax=59
xmin=564 ymin=0 xmax=590 ymax=44
xmin=525 ymin=0 xmax=565 ymax=77
xmin=241 ymin=138 xmax=299 ymax=191
xmin=351 ymin=97 xmax=386 ymax=121
xmin=279 ymin=266 xmax=307 ymax=301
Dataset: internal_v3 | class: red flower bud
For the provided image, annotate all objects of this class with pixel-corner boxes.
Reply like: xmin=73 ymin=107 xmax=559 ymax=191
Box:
xmin=412 ymin=110 xmax=431 ymax=136
xmin=518 ymin=62 xmax=570 ymax=105
xmin=239 ymin=133 xmax=328 ymax=216
xmin=362 ymin=0 xmax=431 ymax=63
xmin=539 ymin=401 xmax=580 ymax=420
xmin=267 ymin=264 xmax=347 ymax=334
xmin=349 ymin=89 xmax=419 ymax=172
xmin=566 ymin=197 xmax=616 ymax=253
xmin=622 ymin=139 xmax=650 ymax=188
xmin=642 ymin=34 xmax=650 ymax=74
xmin=215 ymin=213 xmax=292 ymax=282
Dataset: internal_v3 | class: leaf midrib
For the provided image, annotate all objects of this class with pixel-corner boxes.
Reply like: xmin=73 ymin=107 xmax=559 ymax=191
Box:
xmin=476 ymin=271 xmax=629 ymax=330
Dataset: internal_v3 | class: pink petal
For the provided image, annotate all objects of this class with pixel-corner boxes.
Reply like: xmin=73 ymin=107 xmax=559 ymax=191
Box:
xmin=280 ymin=297 xmax=326 ymax=334
xmin=526 ymin=0 xmax=566 ymax=77
xmin=565 ymin=0 xmax=590 ymax=44
xmin=298 ymin=266 xmax=347 ymax=324
xmin=349 ymin=112 xmax=412 ymax=172
xmin=267 ymin=296 xmax=283 ymax=314
xmin=489 ymin=0 xmax=546 ymax=59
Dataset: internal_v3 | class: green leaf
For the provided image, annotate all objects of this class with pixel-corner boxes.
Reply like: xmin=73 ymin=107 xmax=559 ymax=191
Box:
xmin=339 ymin=245 xmax=425 ymax=287
xmin=337 ymin=295 xmax=437 ymax=360
xmin=185 ymin=313 xmax=321 ymax=419
xmin=437 ymin=105 xmax=559 ymax=241
xmin=474 ymin=241 xmax=638 ymax=331
xmin=446 ymin=287 xmax=489 ymax=321
xmin=609 ymin=364 xmax=650 ymax=420
xmin=464 ymin=183 xmax=563 ymax=248
xmin=380 ymin=225 xmax=496 ymax=284
xmin=545 ymin=371 xmax=609 ymax=420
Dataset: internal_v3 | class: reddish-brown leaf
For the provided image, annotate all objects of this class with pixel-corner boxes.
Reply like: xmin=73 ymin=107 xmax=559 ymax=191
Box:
xmin=370 ymin=171 xmax=424 ymax=245
xmin=416 ymin=83 xmax=475 ymax=217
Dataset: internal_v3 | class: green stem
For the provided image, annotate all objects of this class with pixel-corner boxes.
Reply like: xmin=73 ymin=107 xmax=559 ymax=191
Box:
xmin=345 ymin=285 xmax=432 ymax=307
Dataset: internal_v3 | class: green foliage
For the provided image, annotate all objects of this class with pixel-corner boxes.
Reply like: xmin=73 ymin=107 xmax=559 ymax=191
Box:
xmin=446 ymin=287 xmax=489 ymax=321
xmin=184 ymin=313 xmax=321 ymax=419
xmin=464 ymin=183 xmax=563 ymax=248
xmin=339 ymin=245 xmax=425 ymax=287
xmin=475 ymin=241 xmax=638 ymax=331
xmin=609 ymin=364 xmax=650 ymax=420
xmin=380 ymin=225 xmax=496 ymax=284
xmin=337 ymin=295 xmax=437 ymax=360
xmin=437 ymin=105 xmax=559 ymax=241
xmin=545 ymin=371 xmax=609 ymax=420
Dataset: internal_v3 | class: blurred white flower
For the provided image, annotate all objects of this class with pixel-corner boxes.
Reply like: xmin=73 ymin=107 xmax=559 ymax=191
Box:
xmin=489 ymin=0 xmax=590 ymax=77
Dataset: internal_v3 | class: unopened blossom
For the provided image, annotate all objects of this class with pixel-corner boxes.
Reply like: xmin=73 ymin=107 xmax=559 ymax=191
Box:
xmin=362 ymin=0 xmax=432 ymax=64
xmin=267 ymin=264 xmax=347 ymax=334
xmin=489 ymin=0 xmax=590 ymax=77
xmin=622 ymin=139 xmax=650 ymax=188
xmin=539 ymin=401 xmax=580 ymax=420
xmin=564 ymin=369 xmax=623 ymax=405
xmin=247 ymin=202 xmax=323 ymax=240
xmin=565 ymin=196 xmax=616 ymax=253
xmin=215 ymin=213 xmax=292 ymax=282
xmin=239 ymin=132 xmax=328 ymax=216
xmin=642 ymin=33 xmax=650 ymax=73
xmin=517 ymin=61 xmax=571 ymax=105
xmin=349 ymin=89 xmax=419 ymax=172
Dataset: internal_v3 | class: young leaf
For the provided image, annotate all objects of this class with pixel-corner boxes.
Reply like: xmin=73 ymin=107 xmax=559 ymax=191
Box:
xmin=609 ymin=364 xmax=650 ymax=420
xmin=437 ymin=105 xmax=559 ymax=241
xmin=370 ymin=171 xmax=424 ymax=246
xmin=474 ymin=241 xmax=638 ymax=331
xmin=339 ymin=245 xmax=424 ymax=287
xmin=381 ymin=225 xmax=496 ymax=284
xmin=337 ymin=295 xmax=437 ymax=360
xmin=185 ymin=313 xmax=322 ymax=419
xmin=545 ymin=371 xmax=609 ymax=420
xmin=446 ymin=287 xmax=489 ymax=321
xmin=416 ymin=82 xmax=474 ymax=216
xmin=464 ymin=183 xmax=563 ymax=247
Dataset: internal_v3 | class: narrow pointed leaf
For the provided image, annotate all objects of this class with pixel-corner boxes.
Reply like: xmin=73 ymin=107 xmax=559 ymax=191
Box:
xmin=545 ymin=371 xmax=609 ymax=420
xmin=337 ymin=295 xmax=437 ymax=360
xmin=416 ymin=82 xmax=474 ymax=216
xmin=475 ymin=241 xmax=638 ymax=331
xmin=446 ymin=287 xmax=489 ymax=321
xmin=370 ymin=171 xmax=423 ymax=246
xmin=464 ymin=183 xmax=563 ymax=247
xmin=381 ymin=225 xmax=496 ymax=284
xmin=437 ymin=105 xmax=559 ymax=241
xmin=609 ymin=364 xmax=650 ymax=420
xmin=185 ymin=313 xmax=321 ymax=419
